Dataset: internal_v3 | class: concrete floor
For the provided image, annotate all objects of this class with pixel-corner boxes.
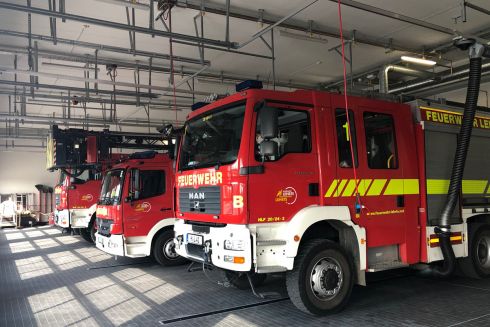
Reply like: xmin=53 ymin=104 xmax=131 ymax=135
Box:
xmin=1 ymin=226 xmax=490 ymax=327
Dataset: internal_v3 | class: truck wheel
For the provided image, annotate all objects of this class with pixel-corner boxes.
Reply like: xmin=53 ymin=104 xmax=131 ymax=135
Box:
xmin=153 ymin=230 xmax=187 ymax=266
xmin=224 ymin=271 xmax=267 ymax=290
xmin=286 ymin=239 xmax=353 ymax=315
xmin=80 ymin=227 xmax=93 ymax=243
xmin=90 ymin=222 xmax=97 ymax=244
xmin=460 ymin=226 xmax=490 ymax=278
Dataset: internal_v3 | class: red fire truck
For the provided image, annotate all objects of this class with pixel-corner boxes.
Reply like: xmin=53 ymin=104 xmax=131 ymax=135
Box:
xmin=173 ymin=73 xmax=490 ymax=314
xmin=53 ymin=167 xmax=102 ymax=242
xmin=48 ymin=125 xmax=171 ymax=243
xmin=95 ymin=151 xmax=186 ymax=266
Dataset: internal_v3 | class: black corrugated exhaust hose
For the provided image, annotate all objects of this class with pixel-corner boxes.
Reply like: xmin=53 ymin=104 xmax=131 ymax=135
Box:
xmin=425 ymin=39 xmax=486 ymax=278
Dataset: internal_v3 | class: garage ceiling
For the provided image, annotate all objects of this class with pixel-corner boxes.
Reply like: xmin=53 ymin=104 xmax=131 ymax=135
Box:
xmin=0 ymin=0 xmax=489 ymax=150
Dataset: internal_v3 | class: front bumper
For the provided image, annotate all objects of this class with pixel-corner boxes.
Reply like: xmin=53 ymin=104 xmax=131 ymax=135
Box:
xmin=54 ymin=209 xmax=70 ymax=228
xmin=174 ymin=219 xmax=253 ymax=272
xmin=95 ymin=232 xmax=125 ymax=256
xmin=70 ymin=208 xmax=92 ymax=229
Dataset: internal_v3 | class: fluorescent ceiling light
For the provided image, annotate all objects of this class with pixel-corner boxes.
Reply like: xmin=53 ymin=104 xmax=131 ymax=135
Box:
xmin=401 ymin=56 xmax=436 ymax=66
xmin=279 ymin=30 xmax=329 ymax=44
xmin=97 ymin=0 xmax=150 ymax=10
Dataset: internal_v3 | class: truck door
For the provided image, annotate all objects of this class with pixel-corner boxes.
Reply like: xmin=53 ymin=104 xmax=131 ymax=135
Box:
xmin=124 ymin=167 xmax=172 ymax=237
xmin=355 ymin=106 xmax=420 ymax=264
xmin=247 ymin=102 xmax=320 ymax=225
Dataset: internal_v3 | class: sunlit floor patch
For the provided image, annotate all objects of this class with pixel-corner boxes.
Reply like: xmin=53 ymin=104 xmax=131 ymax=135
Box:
xmin=75 ymin=247 xmax=112 ymax=263
xmin=25 ymin=231 xmax=44 ymax=238
xmin=53 ymin=236 xmax=80 ymax=245
xmin=33 ymin=238 xmax=59 ymax=250
xmin=9 ymin=241 xmax=35 ymax=253
xmin=103 ymin=297 xmax=150 ymax=326
xmin=47 ymin=251 xmax=86 ymax=270
xmin=76 ymin=275 xmax=115 ymax=296
xmin=15 ymin=256 xmax=53 ymax=280
xmin=5 ymin=233 xmax=25 ymax=240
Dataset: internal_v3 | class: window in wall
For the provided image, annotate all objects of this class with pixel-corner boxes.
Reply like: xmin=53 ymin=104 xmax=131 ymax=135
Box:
xmin=363 ymin=112 xmax=398 ymax=169
xmin=335 ymin=109 xmax=358 ymax=168
xmin=255 ymin=107 xmax=311 ymax=162
xmin=139 ymin=170 xmax=166 ymax=199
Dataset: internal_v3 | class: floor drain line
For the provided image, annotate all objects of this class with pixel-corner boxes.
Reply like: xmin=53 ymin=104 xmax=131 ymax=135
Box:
xmin=158 ymin=297 xmax=289 ymax=325
xmin=87 ymin=260 xmax=152 ymax=270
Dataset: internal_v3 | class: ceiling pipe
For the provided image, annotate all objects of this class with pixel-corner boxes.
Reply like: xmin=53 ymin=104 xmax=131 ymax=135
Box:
xmin=237 ymin=0 xmax=319 ymax=49
xmin=0 ymin=44 xmax=314 ymax=90
xmin=0 ymin=87 xmax=192 ymax=108
xmin=378 ymin=65 xmax=434 ymax=93
xmin=0 ymin=66 xmax=212 ymax=96
xmin=0 ymin=113 xmax=172 ymax=128
xmin=175 ymin=0 xmax=423 ymax=54
xmin=0 ymin=2 xmax=236 ymax=48
xmin=330 ymin=0 xmax=456 ymax=36
xmin=389 ymin=62 xmax=490 ymax=95
xmin=0 ymin=29 xmax=209 ymax=66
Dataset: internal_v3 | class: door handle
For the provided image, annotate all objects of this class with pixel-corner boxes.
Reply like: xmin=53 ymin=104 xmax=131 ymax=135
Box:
xmin=396 ymin=195 xmax=405 ymax=208
xmin=160 ymin=208 xmax=172 ymax=211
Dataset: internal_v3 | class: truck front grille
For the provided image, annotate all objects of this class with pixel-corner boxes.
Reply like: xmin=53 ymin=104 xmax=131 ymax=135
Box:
xmin=179 ymin=186 xmax=221 ymax=214
xmin=97 ymin=218 xmax=112 ymax=236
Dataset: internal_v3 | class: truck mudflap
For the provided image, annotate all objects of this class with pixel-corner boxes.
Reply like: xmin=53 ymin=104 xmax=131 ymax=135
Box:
xmin=70 ymin=208 xmax=92 ymax=229
xmin=174 ymin=219 xmax=253 ymax=272
xmin=54 ymin=209 xmax=70 ymax=228
xmin=95 ymin=232 xmax=125 ymax=257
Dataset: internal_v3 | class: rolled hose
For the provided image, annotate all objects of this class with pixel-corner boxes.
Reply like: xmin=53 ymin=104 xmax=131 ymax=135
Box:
xmin=427 ymin=57 xmax=483 ymax=277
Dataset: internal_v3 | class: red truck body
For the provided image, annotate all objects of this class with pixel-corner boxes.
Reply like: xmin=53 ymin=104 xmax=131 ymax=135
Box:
xmin=95 ymin=152 xmax=183 ymax=266
xmin=173 ymin=86 xmax=490 ymax=314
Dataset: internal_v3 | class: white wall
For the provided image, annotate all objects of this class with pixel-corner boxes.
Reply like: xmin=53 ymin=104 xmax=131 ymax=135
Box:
xmin=0 ymin=151 xmax=58 ymax=194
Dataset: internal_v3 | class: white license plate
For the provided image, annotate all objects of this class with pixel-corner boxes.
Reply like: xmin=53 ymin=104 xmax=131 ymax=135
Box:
xmin=96 ymin=235 xmax=104 ymax=245
xmin=187 ymin=233 xmax=203 ymax=245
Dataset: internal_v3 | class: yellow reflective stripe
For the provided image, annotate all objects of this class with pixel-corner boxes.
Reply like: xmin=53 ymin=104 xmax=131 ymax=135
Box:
xmin=333 ymin=179 xmax=348 ymax=198
xmin=384 ymin=179 xmax=404 ymax=195
xmin=324 ymin=179 xmax=339 ymax=198
xmin=462 ymin=180 xmax=488 ymax=194
xmin=357 ymin=179 xmax=372 ymax=196
xmin=366 ymin=179 xmax=387 ymax=196
xmin=427 ymin=179 xmax=489 ymax=195
xmin=426 ymin=179 xmax=449 ymax=195
xmin=430 ymin=235 xmax=463 ymax=243
xmin=404 ymin=179 xmax=419 ymax=195
xmin=341 ymin=179 xmax=358 ymax=197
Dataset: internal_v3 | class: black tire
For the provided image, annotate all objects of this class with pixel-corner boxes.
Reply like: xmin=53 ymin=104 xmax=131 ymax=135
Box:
xmin=468 ymin=226 xmax=490 ymax=277
xmin=153 ymin=230 xmax=187 ymax=266
xmin=286 ymin=239 xmax=353 ymax=315
xmin=90 ymin=221 xmax=97 ymax=243
xmin=223 ymin=271 xmax=267 ymax=290
xmin=80 ymin=227 xmax=93 ymax=243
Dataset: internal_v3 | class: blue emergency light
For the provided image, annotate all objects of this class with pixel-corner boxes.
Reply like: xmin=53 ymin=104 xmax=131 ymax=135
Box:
xmin=235 ymin=80 xmax=263 ymax=92
xmin=191 ymin=102 xmax=209 ymax=111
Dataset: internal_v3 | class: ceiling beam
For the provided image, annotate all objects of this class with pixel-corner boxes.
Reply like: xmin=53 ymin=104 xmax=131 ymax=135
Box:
xmin=0 ymin=2 xmax=236 ymax=48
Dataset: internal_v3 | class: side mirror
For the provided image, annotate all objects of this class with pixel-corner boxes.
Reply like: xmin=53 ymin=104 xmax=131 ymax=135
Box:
xmin=260 ymin=140 xmax=279 ymax=157
xmin=258 ymin=107 xmax=278 ymax=139
xmin=129 ymin=168 xmax=141 ymax=201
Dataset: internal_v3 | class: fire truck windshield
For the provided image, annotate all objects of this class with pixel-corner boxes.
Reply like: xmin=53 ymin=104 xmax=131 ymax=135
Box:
xmin=178 ymin=102 xmax=246 ymax=171
xmin=99 ymin=169 xmax=125 ymax=205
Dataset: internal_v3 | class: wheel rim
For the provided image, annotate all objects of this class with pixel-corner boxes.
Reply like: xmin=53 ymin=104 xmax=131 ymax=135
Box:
xmin=310 ymin=257 xmax=343 ymax=301
xmin=163 ymin=239 xmax=179 ymax=260
xmin=476 ymin=233 xmax=490 ymax=269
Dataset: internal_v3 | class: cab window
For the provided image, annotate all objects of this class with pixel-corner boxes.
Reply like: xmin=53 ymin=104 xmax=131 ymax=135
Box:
xmin=140 ymin=170 xmax=166 ymax=199
xmin=255 ymin=107 xmax=311 ymax=162
xmin=335 ymin=109 xmax=358 ymax=168
xmin=363 ymin=112 xmax=398 ymax=169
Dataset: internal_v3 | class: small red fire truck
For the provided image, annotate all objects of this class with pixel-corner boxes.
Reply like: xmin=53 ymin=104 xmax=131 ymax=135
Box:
xmin=173 ymin=79 xmax=490 ymax=314
xmin=95 ymin=151 xmax=186 ymax=266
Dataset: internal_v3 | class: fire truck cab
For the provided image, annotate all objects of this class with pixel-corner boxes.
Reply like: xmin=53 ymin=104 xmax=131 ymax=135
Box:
xmin=54 ymin=168 xmax=101 ymax=243
xmin=95 ymin=151 xmax=185 ymax=266
xmin=173 ymin=82 xmax=490 ymax=315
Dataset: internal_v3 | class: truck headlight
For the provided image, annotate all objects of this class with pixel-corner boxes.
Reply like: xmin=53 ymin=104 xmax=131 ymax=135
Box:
xmin=224 ymin=239 xmax=245 ymax=251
